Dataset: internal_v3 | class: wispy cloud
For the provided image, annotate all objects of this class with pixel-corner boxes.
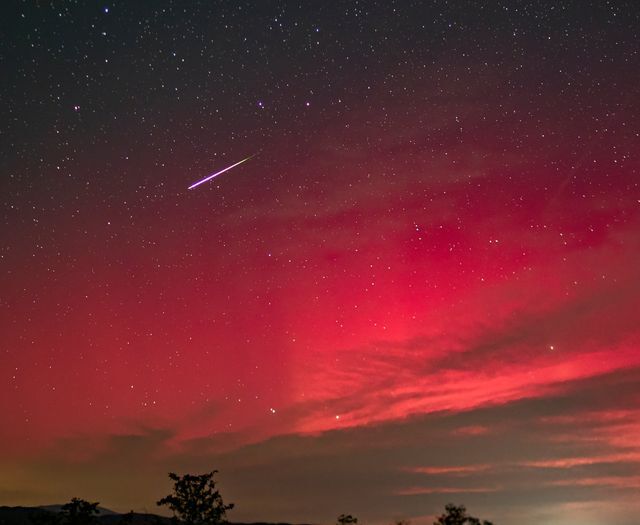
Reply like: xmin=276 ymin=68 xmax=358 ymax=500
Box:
xmin=396 ymin=485 xmax=501 ymax=496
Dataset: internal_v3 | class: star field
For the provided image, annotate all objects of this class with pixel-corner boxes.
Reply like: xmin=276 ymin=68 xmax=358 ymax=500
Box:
xmin=1 ymin=1 xmax=639 ymax=524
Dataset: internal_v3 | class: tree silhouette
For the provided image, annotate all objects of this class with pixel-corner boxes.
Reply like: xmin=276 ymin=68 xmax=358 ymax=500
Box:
xmin=433 ymin=504 xmax=493 ymax=525
xmin=337 ymin=515 xmax=358 ymax=525
xmin=31 ymin=498 xmax=101 ymax=525
xmin=157 ymin=471 xmax=234 ymax=525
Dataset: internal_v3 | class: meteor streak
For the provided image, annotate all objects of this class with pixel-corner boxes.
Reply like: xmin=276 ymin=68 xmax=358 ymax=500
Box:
xmin=188 ymin=154 xmax=254 ymax=190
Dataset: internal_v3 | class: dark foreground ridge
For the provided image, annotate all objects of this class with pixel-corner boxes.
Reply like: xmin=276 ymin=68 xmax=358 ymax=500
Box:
xmin=0 ymin=507 xmax=312 ymax=525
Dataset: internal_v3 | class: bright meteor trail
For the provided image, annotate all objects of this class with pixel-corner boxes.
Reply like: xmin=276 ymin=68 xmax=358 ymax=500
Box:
xmin=188 ymin=155 xmax=254 ymax=190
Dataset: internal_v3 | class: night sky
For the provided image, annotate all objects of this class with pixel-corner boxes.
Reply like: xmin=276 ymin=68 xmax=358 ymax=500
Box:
xmin=2 ymin=1 xmax=640 ymax=524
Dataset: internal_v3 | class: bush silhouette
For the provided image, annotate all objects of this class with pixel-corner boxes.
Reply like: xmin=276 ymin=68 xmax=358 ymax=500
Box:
xmin=337 ymin=515 xmax=358 ymax=525
xmin=59 ymin=499 xmax=100 ymax=525
xmin=434 ymin=504 xmax=493 ymax=525
xmin=31 ymin=498 xmax=100 ymax=525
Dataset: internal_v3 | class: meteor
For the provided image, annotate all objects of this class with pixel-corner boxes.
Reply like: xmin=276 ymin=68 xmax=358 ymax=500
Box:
xmin=188 ymin=154 xmax=254 ymax=190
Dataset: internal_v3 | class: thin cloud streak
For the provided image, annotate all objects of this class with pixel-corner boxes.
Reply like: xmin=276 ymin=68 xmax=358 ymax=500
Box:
xmin=396 ymin=486 xmax=501 ymax=496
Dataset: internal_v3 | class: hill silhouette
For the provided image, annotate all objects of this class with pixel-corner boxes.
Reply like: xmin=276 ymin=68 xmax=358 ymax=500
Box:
xmin=0 ymin=507 xmax=311 ymax=525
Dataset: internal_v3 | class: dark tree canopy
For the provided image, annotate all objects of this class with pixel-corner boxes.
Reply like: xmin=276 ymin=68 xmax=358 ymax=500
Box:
xmin=157 ymin=471 xmax=234 ymax=525
xmin=434 ymin=504 xmax=493 ymax=525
